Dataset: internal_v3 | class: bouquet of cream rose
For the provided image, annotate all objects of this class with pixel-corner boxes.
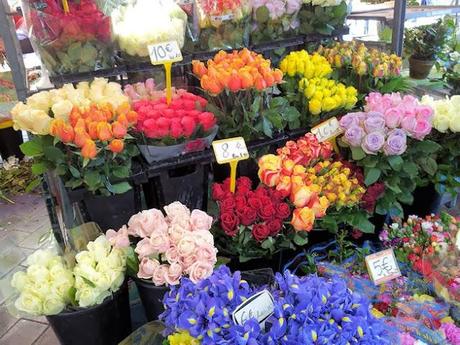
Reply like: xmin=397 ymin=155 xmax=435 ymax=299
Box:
xmin=106 ymin=201 xmax=218 ymax=286
xmin=421 ymin=95 xmax=460 ymax=198
xmin=10 ymin=235 xmax=127 ymax=316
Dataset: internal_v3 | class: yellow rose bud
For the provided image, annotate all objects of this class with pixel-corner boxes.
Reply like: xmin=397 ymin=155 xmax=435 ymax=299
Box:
xmin=322 ymin=97 xmax=337 ymax=112
xmin=309 ymin=99 xmax=322 ymax=115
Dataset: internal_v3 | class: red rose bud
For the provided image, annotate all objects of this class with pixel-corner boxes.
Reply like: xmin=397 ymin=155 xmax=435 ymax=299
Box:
xmin=170 ymin=123 xmax=184 ymax=139
xmin=252 ymin=223 xmax=270 ymax=242
xmin=220 ymin=212 xmax=239 ymax=236
xmin=266 ymin=218 xmax=283 ymax=236
xmin=276 ymin=203 xmax=291 ymax=220
xmin=220 ymin=197 xmax=236 ymax=212
xmin=212 ymin=183 xmax=227 ymax=201
xmin=259 ymin=204 xmax=275 ymax=221
xmin=239 ymin=206 xmax=258 ymax=226
xmin=198 ymin=112 xmax=216 ymax=131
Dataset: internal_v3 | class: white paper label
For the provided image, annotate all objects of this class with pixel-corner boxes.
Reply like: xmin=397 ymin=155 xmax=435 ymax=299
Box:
xmin=365 ymin=248 xmax=401 ymax=285
xmin=176 ymin=0 xmax=193 ymax=5
xmin=210 ymin=14 xmax=234 ymax=22
xmin=311 ymin=117 xmax=343 ymax=142
xmin=232 ymin=290 xmax=275 ymax=326
xmin=212 ymin=137 xmax=249 ymax=164
xmin=148 ymin=41 xmax=183 ymax=65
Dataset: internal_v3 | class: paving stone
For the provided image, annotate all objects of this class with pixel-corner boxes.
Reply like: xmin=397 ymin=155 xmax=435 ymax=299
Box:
xmin=0 ymin=266 xmax=22 ymax=305
xmin=18 ymin=229 xmax=52 ymax=250
xmin=0 ymin=246 xmax=26 ymax=278
xmin=2 ymin=231 xmax=28 ymax=247
xmin=0 ymin=305 xmax=17 ymax=338
xmin=0 ymin=319 xmax=47 ymax=345
xmin=33 ymin=327 xmax=59 ymax=345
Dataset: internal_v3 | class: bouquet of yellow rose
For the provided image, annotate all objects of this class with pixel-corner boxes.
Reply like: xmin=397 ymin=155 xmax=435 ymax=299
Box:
xmin=316 ymin=41 xmax=408 ymax=94
xmin=258 ymin=133 xmax=374 ymax=234
xmin=279 ymin=50 xmax=358 ymax=126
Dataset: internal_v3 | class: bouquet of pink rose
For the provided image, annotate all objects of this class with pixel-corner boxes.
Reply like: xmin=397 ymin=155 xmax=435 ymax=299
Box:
xmin=338 ymin=92 xmax=441 ymax=217
xmin=106 ymin=201 xmax=218 ymax=286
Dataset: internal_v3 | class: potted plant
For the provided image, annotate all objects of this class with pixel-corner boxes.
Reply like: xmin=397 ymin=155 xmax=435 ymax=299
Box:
xmin=12 ymin=78 xmax=140 ymax=230
xmin=405 ymin=18 xmax=454 ymax=79
xmin=9 ymin=236 xmax=131 ymax=345
xmin=106 ymin=201 xmax=218 ymax=321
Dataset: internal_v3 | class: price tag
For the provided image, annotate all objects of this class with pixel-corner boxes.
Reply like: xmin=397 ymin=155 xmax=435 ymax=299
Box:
xmin=176 ymin=0 xmax=193 ymax=4
xmin=311 ymin=117 xmax=343 ymax=143
xmin=210 ymin=13 xmax=234 ymax=22
xmin=232 ymin=290 xmax=274 ymax=326
xmin=212 ymin=137 xmax=249 ymax=164
xmin=365 ymin=249 xmax=401 ymax=285
xmin=148 ymin=41 xmax=183 ymax=65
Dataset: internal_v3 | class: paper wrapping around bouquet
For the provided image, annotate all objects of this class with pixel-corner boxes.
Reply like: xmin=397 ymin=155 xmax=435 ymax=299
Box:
xmin=138 ymin=125 xmax=218 ymax=164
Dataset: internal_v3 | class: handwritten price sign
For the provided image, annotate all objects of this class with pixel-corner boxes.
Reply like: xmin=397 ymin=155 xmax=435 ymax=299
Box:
xmin=212 ymin=137 xmax=249 ymax=164
xmin=232 ymin=290 xmax=274 ymax=327
xmin=148 ymin=41 xmax=183 ymax=65
xmin=365 ymin=249 xmax=401 ymax=285
xmin=311 ymin=117 xmax=343 ymax=143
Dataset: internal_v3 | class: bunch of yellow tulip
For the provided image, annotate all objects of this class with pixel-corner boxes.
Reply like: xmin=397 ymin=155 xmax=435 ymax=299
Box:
xmin=279 ymin=50 xmax=332 ymax=79
xmin=298 ymin=77 xmax=358 ymax=115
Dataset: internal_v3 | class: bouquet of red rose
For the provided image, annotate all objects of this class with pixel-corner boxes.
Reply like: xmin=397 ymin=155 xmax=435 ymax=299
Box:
xmin=212 ymin=176 xmax=304 ymax=262
xmin=25 ymin=0 xmax=114 ymax=75
xmin=132 ymin=90 xmax=217 ymax=163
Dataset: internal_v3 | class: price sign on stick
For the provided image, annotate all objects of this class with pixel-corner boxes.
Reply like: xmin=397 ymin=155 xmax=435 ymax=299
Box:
xmin=311 ymin=117 xmax=343 ymax=143
xmin=212 ymin=137 xmax=249 ymax=193
xmin=148 ymin=41 xmax=183 ymax=104
xmin=365 ymin=249 xmax=401 ymax=285
xmin=148 ymin=41 xmax=183 ymax=65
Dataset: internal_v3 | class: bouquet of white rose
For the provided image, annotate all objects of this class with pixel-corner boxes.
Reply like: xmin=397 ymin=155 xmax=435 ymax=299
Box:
xmin=10 ymin=235 xmax=127 ymax=316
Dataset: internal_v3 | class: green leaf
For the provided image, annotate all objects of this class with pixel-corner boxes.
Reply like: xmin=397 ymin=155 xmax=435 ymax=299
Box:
xmin=125 ymin=247 xmax=139 ymax=277
xmin=43 ymin=146 xmax=65 ymax=162
xmin=364 ymin=167 xmax=381 ymax=186
xmin=420 ymin=157 xmax=438 ymax=176
xmin=25 ymin=178 xmax=42 ymax=193
xmin=112 ymin=166 xmax=130 ymax=179
xmin=351 ymin=147 xmax=366 ymax=161
xmin=403 ymin=161 xmax=418 ymax=177
xmin=111 ymin=182 xmax=132 ymax=194
xmin=255 ymin=5 xmax=270 ymax=23
xmin=215 ymin=256 xmax=231 ymax=268
xmin=20 ymin=140 xmax=43 ymax=157
xmin=84 ymin=171 xmax=102 ymax=189
xmin=265 ymin=111 xmax=283 ymax=130
xmin=397 ymin=192 xmax=414 ymax=205
xmin=31 ymin=162 xmax=47 ymax=175
xmin=69 ymin=165 xmax=81 ymax=178
xmin=262 ymin=117 xmax=273 ymax=138
xmin=387 ymin=155 xmax=403 ymax=171
xmin=415 ymin=140 xmax=442 ymax=154
xmin=351 ymin=212 xmax=375 ymax=233
xmin=261 ymin=237 xmax=275 ymax=250
xmin=293 ymin=233 xmax=309 ymax=246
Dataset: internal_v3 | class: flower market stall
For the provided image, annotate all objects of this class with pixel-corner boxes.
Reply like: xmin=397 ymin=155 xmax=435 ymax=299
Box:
xmin=1 ymin=0 xmax=460 ymax=344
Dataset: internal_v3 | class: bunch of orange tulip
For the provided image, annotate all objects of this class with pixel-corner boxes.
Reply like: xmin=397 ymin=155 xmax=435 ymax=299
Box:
xmin=192 ymin=48 xmax=284 ymax=95
xmin=49 ymin=102 xmax=138 ymax=159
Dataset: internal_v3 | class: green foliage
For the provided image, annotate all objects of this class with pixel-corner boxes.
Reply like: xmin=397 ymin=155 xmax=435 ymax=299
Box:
xmin=20 ymin=135 xmax=138 ymax=196
xmin=298 ymin=1 xmax=347 ymax=35
xmin=207 ymin=90 xmax=300 ymax=141
xmin=317 ymin=207 xmax=374 ymax=234
xmin=349 ymin=138 xmax=442 ymax=217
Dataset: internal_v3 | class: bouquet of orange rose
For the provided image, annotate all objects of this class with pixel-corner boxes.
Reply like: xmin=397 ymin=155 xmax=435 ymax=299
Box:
xmin=192 ymin=49 xmax=300 ymax=141
xmin=17 ymin=80 xmax=140 ymax=196
xmin=258 ymin=133 xmax=375 ymax=234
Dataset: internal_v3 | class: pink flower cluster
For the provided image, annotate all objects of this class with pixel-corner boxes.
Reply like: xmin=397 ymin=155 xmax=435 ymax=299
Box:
xmin=106 ymin=202 xmax=217 ymax=286
xmin=340 ymin=92 xmax=433 ymax=156
xmin=365 ymin=92 xmax=433 ymax=140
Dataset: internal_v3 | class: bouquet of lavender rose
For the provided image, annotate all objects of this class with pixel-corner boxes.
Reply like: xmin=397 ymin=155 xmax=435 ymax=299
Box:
xmin=338 ymin=92 xmax=441 ymax=217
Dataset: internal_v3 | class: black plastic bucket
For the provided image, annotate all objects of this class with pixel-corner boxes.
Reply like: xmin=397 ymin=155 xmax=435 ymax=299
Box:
xmin=46 ymin=282 xmax=131 ymax=345
xmin=133 ymin=277 xmax=169 ymax=321
xmin=0 ymin=127 xmax=24 ymax=159
xmin=402 ymin=183 xmax=443 ymax=218
xmin=80 ymin=189 xmax=136 ymax=231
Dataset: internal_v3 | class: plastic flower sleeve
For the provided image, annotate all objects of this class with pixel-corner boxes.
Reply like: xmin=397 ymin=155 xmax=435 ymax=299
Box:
xmin=175 ymin=0 xmax=200 ymax=52
xmin=22 ymin=0 xmax=115 ymax=76
xmin=194 ymin=0 xmax=251 ymax=52
xmin=422 ymin=217 xmax=460 ymax=307
xmin=111 ymin=0 xmax=187 ymax=61
xmin=250 ymin=0 xmax=302 ymax=45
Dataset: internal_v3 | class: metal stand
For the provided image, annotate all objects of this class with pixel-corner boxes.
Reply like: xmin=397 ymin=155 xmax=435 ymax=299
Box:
xmin=392 ymin=0 xmax=407 ymax=56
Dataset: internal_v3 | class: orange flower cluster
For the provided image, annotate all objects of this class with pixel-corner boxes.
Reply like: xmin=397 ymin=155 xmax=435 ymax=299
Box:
xmin=192 ymin=48 xmax=284 ymax=95
xmin=50 ymin=103 xmax=137 ymax=159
